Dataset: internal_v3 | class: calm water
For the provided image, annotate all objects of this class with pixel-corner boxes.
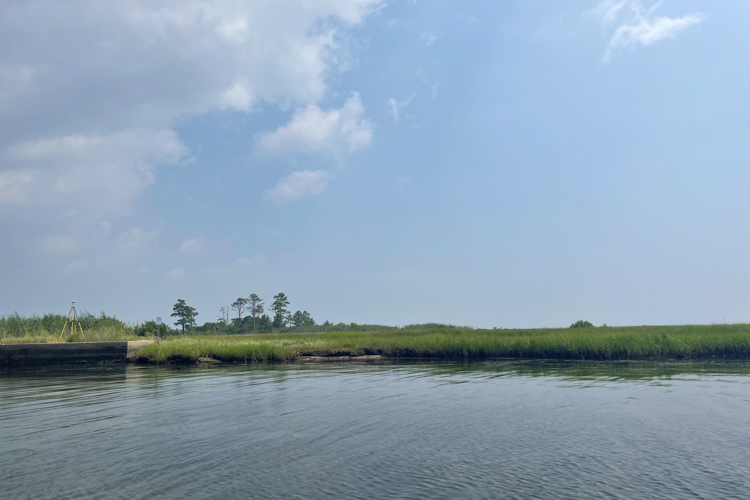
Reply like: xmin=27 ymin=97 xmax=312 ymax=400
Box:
xmin=2 ymin=360 xmax=750 ymax=500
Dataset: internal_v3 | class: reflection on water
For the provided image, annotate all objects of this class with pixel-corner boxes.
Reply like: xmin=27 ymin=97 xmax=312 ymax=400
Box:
xmin=2 ymin=360 xmax=750 ymax=499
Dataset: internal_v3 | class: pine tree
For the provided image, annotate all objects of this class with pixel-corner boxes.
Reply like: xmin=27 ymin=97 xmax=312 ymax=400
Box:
xmin=248 ymin=294 xmax=264 ymax=330
xmin=171 ymin=299 xmax=198 ymax=334
xmin=271 ymin=293 xmax=290 ymax=328
xmin=231 ymin=298 xmax=248 ymax=321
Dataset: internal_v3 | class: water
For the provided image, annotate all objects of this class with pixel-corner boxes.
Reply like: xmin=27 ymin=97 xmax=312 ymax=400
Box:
xmin=2 ymin=360 xmax=750 ymax=500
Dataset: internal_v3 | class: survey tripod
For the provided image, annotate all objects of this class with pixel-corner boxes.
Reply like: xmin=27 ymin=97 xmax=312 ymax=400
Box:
xmin=59 ymin=300 xmax=85 ymax=341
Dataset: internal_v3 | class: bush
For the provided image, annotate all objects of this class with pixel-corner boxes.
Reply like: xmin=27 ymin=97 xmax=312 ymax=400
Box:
xmin=570 ymin=320 xmax=595 ymax=329
xmin=134 ymin=320 xmax=175 ymax=338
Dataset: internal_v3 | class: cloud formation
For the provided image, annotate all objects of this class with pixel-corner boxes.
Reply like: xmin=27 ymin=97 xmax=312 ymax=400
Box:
xmin=257 ymin=93 xmax=373 ymax=160
xmin=267 ymin=170 xmax=335 ymax=205
xmin=592 ymin=1 xmax=704 ymax=62
xmin=0 ymin=0 xmax=382 ymax=216
xmin=1 ymin=130 xmax=188 ymax=214
xmin=591 ymin=0 xmax=628 ymax=25
xmin=386 ymin=95 xmax=415 ymax=123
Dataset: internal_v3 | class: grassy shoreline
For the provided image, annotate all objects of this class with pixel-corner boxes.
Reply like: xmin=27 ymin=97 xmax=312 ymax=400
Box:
xmin=131 ymin=324 xmax=750 ymax=364
xmin=4 ymin=318 xmax=750 ymax=363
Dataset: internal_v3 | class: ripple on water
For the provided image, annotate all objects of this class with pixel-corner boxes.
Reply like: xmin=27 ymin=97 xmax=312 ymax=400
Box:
xmin=2 ymin=361 xmax=750 ymax=499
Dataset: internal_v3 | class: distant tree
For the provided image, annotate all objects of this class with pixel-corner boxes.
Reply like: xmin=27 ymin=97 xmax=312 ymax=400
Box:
xmin=232 ymin=297 xmax=248 ymax=321
xmin=302 ymin=311 xmax=315 ymax=326
xmin=257 ymin=314 xmax=273 ymax=333
xmin=248 ymin=294 xmax=264 ymax=330
xmin=292 ymin=310 xmax=315 ymax=327
xmin=271 ymin=293 xmax=290 ymax=328
xmin=194 ymin=321 xmax=223 ymax=335
xmin=218 ymin=307 xmax=228 ymax=325
xmin=284 ymin=311 xmax=293 ymax=327
xmin=570 ymin=320 xmax=595 ymax=329
xmin=171 ymin=299 xmax=198 ymax=334
xmin=292 ymin=311 xmax=304 ymax=327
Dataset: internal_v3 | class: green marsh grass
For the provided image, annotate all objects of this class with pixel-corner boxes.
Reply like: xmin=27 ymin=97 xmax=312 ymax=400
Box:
xmin=0 ymin=313 xmax=138 ymax=343
xmin=134 ymin=323 xmax=750 ymax=363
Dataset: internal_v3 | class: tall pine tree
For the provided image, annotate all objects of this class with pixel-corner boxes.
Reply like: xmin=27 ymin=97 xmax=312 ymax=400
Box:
xmin=171 ymin=299 xmax=198 ymax=334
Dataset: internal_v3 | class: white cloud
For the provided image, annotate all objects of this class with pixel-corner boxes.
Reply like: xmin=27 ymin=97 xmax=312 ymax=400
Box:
xmin=219 ymin=81 xmax=255 ymax=111
xmin=179 ymin=236 xmax=206 ymax=255
xmin=217 ymin=17 xmax=250 ymax=44
xmin=267 ymin=170 xmax=335 ymax=205
xmin=605 ymin=15 xmax=704 ymax=61
xmin=257 ymin=93 xmax=373 ymax=160
xmin=2 ymin=129 xmax=188 ymax=214
xmin=591 ymin=0 xmax=627 ymax=25
xmin=0 ymin=1 xmax=383 ymax=133
xmin=116 ymin=227 xmax=157 ymax=260
xmin=0 ymin=0 xmax=382 ymax=216
xmin=386 ymin=95 xmax=415 ymax=122
xmin=593 ymin=1 xmax=704 ymax=62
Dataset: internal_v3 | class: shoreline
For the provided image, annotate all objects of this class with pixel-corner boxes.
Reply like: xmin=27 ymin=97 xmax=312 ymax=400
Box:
xmin=4 ymin=323 xmax=750 ymax=366
xmin=3 ymin=345 xmax=750 ymax=367
xmin=150 ymin=353 xmax=750 ymax=366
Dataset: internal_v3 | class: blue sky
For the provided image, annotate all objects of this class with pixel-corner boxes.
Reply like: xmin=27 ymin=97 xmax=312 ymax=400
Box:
xmin=1 ymin=0 xmax=748 ymax=328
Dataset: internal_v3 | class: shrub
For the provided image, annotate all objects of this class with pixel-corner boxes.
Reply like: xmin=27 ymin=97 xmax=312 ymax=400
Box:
xmin=570 ymin=320 xmax=595 ymax=329
xmin=134 ymin=320 xmax=175 ymax=338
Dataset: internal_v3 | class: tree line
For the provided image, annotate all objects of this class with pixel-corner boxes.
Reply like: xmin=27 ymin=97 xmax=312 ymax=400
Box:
xmin=171 ymin=293 xmax=318 ymax=335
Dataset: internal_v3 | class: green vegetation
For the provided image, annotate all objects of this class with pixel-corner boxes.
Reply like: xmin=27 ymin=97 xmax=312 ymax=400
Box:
xmin=133 ymin=320 xmax=177 ymax=339
xmin=271 ymin=292 xmax=290 ymax=328
xmin=0 ymin=289 xmax=383 ymax=343
xmin=0 ymin=312 xmax=137 ymax=343
xmin=570 ymin=320 xmax=595 ymax=328
xmin=248 ymin=294 xmax=263 ymax=329
xmin=171 ymin=299 xmax=198 ymax=334
xmin=5 ymin=298 xmax=750 ymax=365
xmin=192 ymin=293 xmax=389 ymax=335
xmin=133 ymin=323 xmax=750 ymax=364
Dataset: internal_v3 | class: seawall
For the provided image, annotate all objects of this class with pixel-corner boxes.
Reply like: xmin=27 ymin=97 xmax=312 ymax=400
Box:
xmin=0 ymin=340 xmax=154 ymax=365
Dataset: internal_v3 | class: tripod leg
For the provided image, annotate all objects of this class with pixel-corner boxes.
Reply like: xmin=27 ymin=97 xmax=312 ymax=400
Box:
xmin=59 ymin=321 xmax=68 ymax=341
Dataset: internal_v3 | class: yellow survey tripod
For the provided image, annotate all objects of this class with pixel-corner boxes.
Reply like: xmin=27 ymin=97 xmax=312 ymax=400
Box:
xmin=59 ymin=300 xmax=85 ymax=341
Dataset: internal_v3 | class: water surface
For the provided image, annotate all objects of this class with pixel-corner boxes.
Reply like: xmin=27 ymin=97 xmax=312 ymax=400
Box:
xmin=2 ymin=360 xmax=750 ymax=499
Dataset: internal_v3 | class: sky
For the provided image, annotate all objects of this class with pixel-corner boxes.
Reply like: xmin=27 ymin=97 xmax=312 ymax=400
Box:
xmin=1 ymin=0 xmax=749 ymax=328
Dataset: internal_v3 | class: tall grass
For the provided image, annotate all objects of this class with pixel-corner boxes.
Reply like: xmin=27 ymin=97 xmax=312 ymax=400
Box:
xmin=0 ymin=312 xmax=137 ymax=343
xmin=134 ymin=323 xmax=750 ymax=363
